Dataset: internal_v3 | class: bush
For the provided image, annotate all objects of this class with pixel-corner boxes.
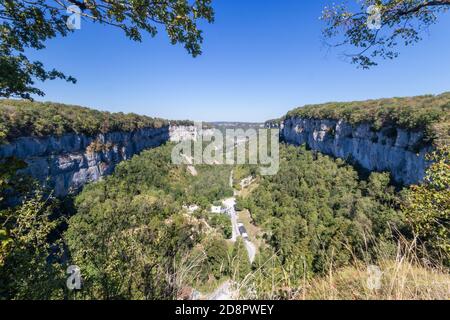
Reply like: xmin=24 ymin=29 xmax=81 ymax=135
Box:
xmin=404 ymin=146 xmax=450 ymax=265
xmin=210 ymin=214 xmax=232 ymax=239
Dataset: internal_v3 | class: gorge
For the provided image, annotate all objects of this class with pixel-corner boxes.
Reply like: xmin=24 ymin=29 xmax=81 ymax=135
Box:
xmin=1 ymin=94 xmax=448 ymax=301
xmin=2 ymin=117 xmax=432 ymax=199
xmin=2 ymin=92 xmax=449 ymax=198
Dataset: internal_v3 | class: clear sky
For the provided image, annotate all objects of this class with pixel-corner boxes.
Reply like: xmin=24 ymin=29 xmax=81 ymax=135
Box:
xmin=29 ymin=0 xmax=450 ymax=122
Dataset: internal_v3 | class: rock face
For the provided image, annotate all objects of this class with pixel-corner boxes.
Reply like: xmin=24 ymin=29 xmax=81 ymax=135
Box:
xmin=282 ymin=117 xmax=432 ymax=185
xmin=169 ymin=125 xmax=199 ymax=142
xmin=0 ymin=127 xmax=171 ymax=196
xmin=169 ymin=125 xmax=215 ymax=142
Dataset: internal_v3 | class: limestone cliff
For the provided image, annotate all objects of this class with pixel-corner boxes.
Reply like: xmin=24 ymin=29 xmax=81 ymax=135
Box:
xmin=282 ymin=117 xmax=432 ymax=185
xmin=0 ymin=127 xmax=171 ymax=196
xmin=169 ymin=125 xmax=199 ymax=142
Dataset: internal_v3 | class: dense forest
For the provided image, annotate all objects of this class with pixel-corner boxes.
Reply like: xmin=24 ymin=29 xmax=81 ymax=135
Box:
xmin=1 ymin=140 xmax=447 ymax=299
xmin=239 ymin=145 xmax=404 ymax=274
xmin=0 ymin=100 xmax=170 ymax=143
xmin=236 ymin=145 xmax=449 ymax=299
xmin=0 ymin=143 xmax=239 ymax=299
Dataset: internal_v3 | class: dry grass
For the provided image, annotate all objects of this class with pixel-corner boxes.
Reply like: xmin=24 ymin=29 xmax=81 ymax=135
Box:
xmin=296 ymin=236 xmax=450 ymax=300
xmin=174 ymin=239 xmax=450 ymax=300
xmin=232 ymin=235 xmax=450 ymax=300
xmin=298 ymin=261 xmax=449 ymax=300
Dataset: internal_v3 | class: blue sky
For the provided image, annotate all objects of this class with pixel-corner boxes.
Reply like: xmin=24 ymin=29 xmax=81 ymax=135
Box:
xmin=30 ymin=0 xmax=450 ymax=122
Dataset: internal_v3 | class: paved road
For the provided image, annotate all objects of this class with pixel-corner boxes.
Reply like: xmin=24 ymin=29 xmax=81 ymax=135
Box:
xmin=199 ymin=171 xmax=258 ymax=300
xmin=223 ymin=170 xmax=257 ymax=263
xmin=223 ymin=197 xmax=239 ymax=242
xmin=244 ymin=239 xmax=256 ymax=263
xmin=229 ymin=169 xmax=234 ymax=188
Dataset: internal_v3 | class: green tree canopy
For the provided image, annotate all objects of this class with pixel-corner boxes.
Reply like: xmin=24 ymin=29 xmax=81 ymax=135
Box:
xmin=404 ymin=146 xmax=450 ymax=265
xmin=0 ymin=0 xmax=214 ymax=99
xmin=321 ymin=0 xmax=450 ymax=68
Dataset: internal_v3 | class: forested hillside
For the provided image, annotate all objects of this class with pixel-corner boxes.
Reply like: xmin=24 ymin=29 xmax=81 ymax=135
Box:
xmin=285 ymin=92 xmax=450 ymax=144
xmin=1 ymin=143 xmax=238 ymax=299
xmin=0 ymin=100 xmax=169 ymax=143
xmin=240 ymin=145 xmax=404 ymax=273
xmin=237 ymin=144 xmax=449 ymax=299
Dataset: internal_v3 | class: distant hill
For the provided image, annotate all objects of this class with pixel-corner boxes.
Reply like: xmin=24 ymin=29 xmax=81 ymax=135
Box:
xmin=208 ymin=122 xmax=264 ymax=130
xmin=209 ymin=121 xmax=264 ymax=126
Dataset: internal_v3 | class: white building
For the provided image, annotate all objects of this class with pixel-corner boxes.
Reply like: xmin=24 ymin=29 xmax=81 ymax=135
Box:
xmin=211 ymin=205 xmax=224 ymax=214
